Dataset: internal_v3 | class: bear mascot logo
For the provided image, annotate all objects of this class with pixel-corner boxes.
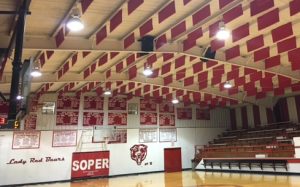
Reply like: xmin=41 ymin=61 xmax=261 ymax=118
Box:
xmin=130 ymin=144 xmax=148 ymax=165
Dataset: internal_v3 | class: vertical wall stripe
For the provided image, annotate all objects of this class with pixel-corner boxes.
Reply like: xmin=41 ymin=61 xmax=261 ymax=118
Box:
xmin=281 ymin=98 xmax=290 ymax=122
xmin=241 ymin=106 xmax=248 ymax=129
xmin=266 ymin=107 xmax=274 ymax=124
xmin=253 ymin=105 xmax=261 ymax=127
xmin=259 ymin=106 xmax=267 ymax=126
xmin=236 ymin=107 xmax=242 ymax=129
xmin=287 ymin=97 xmax=298 ymax=122
xmin=295 ymin=95 xmax=300 ymax=123
xmin=230 ymin=109 xmax=237 ymax=130
xmin=247 ymin=105 xmax=254 ymax=128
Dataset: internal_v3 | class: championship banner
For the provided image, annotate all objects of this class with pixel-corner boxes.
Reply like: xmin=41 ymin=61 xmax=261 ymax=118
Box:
xmin=196 ymin=109 xmax=210 ymax=120
xmin=57 ymin=96 xmax=80 ymax=110
xmin=12 ymin=131 xmax=41 ymax=149
xmin=140 ymin=112 xmax=157 ymax=125
xmin=140 ymin=99 xmax=157 ymax=111
xmin=159 ymin=102 xmax=174 ymax=113
xmin=83 ymin=112 xmax=104 ymax=126
xmin=108 ymin=113 xmax=127 ymax=126
xmin=108 ymin=97 xmax=127 ymax=110
xmin=56 ymin=111 xmax=79 ymax=126
xmin=52 ymin=130 xmax=77 ymax=147
xmin=71 ymin=151 xmax=109 ymax=179
xmin=177 ymin=108 xmax=192 ymax=120
xmin=159 ymin=114 xmax=175 ymax=126
xmin=139 ymin=128 xmax=158 ymax=143
xmin=24 ymin=114 xmax=37 ymax=130
xmin=30 ymin=99 xmax=38 ymax=112
xmin=83 ymin=96 xmax=104 ymax=110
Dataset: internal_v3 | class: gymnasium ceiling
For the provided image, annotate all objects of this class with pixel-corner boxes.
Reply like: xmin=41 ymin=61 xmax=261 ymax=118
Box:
xmin=0 ymin=0 xmax=300 ymax=108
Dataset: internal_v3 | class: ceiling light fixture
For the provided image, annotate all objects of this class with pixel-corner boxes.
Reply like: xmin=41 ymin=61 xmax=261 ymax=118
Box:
xmin=30 ymin=62 xmax=42 ymax=77
xmin=216 ymin=21 xmax=230 ymax=40
xmin=172 ymin=98 xmax=179 ymax=104
xmin=223 ymin=81 xmax=232 ymax=89
xmin=104 ymin=89 xmax=112 ymax=96
xmin=143 ymin=66 xmax=153 ymax=76
xmin=67 ymin=8 xmax=84 ymax=32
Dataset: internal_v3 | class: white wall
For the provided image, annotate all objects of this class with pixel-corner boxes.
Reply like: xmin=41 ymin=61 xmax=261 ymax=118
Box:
xmin=0 ymin=94 xmax=229 ymax=185
xmin=0 ymin=128 xmax=225 ymax=185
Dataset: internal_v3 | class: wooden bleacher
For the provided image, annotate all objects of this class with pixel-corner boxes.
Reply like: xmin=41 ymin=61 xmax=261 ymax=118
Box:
xmin=194 ymin=122 xmax=300 ymax=171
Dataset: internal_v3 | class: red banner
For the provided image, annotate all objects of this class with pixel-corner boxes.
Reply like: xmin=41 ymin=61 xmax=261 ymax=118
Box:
xmin=0 ymin=101 xmax=8 ymax=113
xmin=57 ymin=96 xmax=80 ymax=110
xmin=56 ymin=111 xmax=79 ymax=126
xmin=24 ymin=114 xmax=37 ymax=130
xmin=83 ymin=96 xmax=104 ymax=110
xmin=196 ymin=109 xmax=210 ymax=120
xmin=30 ymin=99 xmax=38 ymax=112
xmin=140 ymin=99 xmax=157 ymax=111
xmin=140 ymin=112 xmax=157 ymax=125
xmin=159 ymin=114 xmax=175 ymax=126
xmin=177 ymin=108 xmax=192 ymax=120
xmin=83 ymin=112 xmax=104 ymax=126
xmin=108 ymin=113 xmax=127 ymax=125
xmin=71 ymin=151 xmax=109 ymax=179
xmin=108 ymin=97 xmax=127 ymax=110
xmin=159 ymin=102 xmax=174 ymax=113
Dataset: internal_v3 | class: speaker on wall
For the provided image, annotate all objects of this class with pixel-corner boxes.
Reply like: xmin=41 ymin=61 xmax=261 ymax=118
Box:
xmin=139 ymin=35 xmax=154 ymax=56
xmin=200 ymin=47 xmax=216 ymax=62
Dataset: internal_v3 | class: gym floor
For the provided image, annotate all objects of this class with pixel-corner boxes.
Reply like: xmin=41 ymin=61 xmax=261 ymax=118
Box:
xmin=24 ymin=171 xmax=300 ymax=187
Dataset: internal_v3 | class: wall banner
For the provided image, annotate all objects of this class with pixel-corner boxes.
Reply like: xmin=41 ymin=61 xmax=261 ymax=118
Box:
xmin=12 ymin=131 xmax=41 ymax=149
xmin=139 ymin=128 xmax=158 ymax=143
xmin=52 ymin=130 xmax=77 ymax=147
xmin=71 ymin=151 xmax=109 ymax=179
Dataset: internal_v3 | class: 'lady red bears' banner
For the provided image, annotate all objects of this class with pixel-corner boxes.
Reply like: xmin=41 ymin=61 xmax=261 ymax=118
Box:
xmin=83 ymin=112 xmax=104 ymax=126
xmin=83 ymin=96 xmax=104 ymax=110
xmin=140 ymin=99 xmax=157 ymax=111
xmin=71 ymin=151 xmax=109 ymax=179
xmin=140 ymin=112 xmax=157 ymax=125
xmin=177 ymin=108 xmax=192 ymax=120
xmin=159 ymin=114 xmax=175 ymax=126
xmin=56 ymin=111 xmax=79 ymax=125
xmin=159 ymin=102 xmax=174 ymax=113
xmin=196 ymin=109 xmax=210 ymax=120
xmin=108 ymin=97 xmax=127 ymax=110
xmin=108 ymin=113 xmax=127 ymax=125
xmin=57 ymin=96 xmax=80 ymax=110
